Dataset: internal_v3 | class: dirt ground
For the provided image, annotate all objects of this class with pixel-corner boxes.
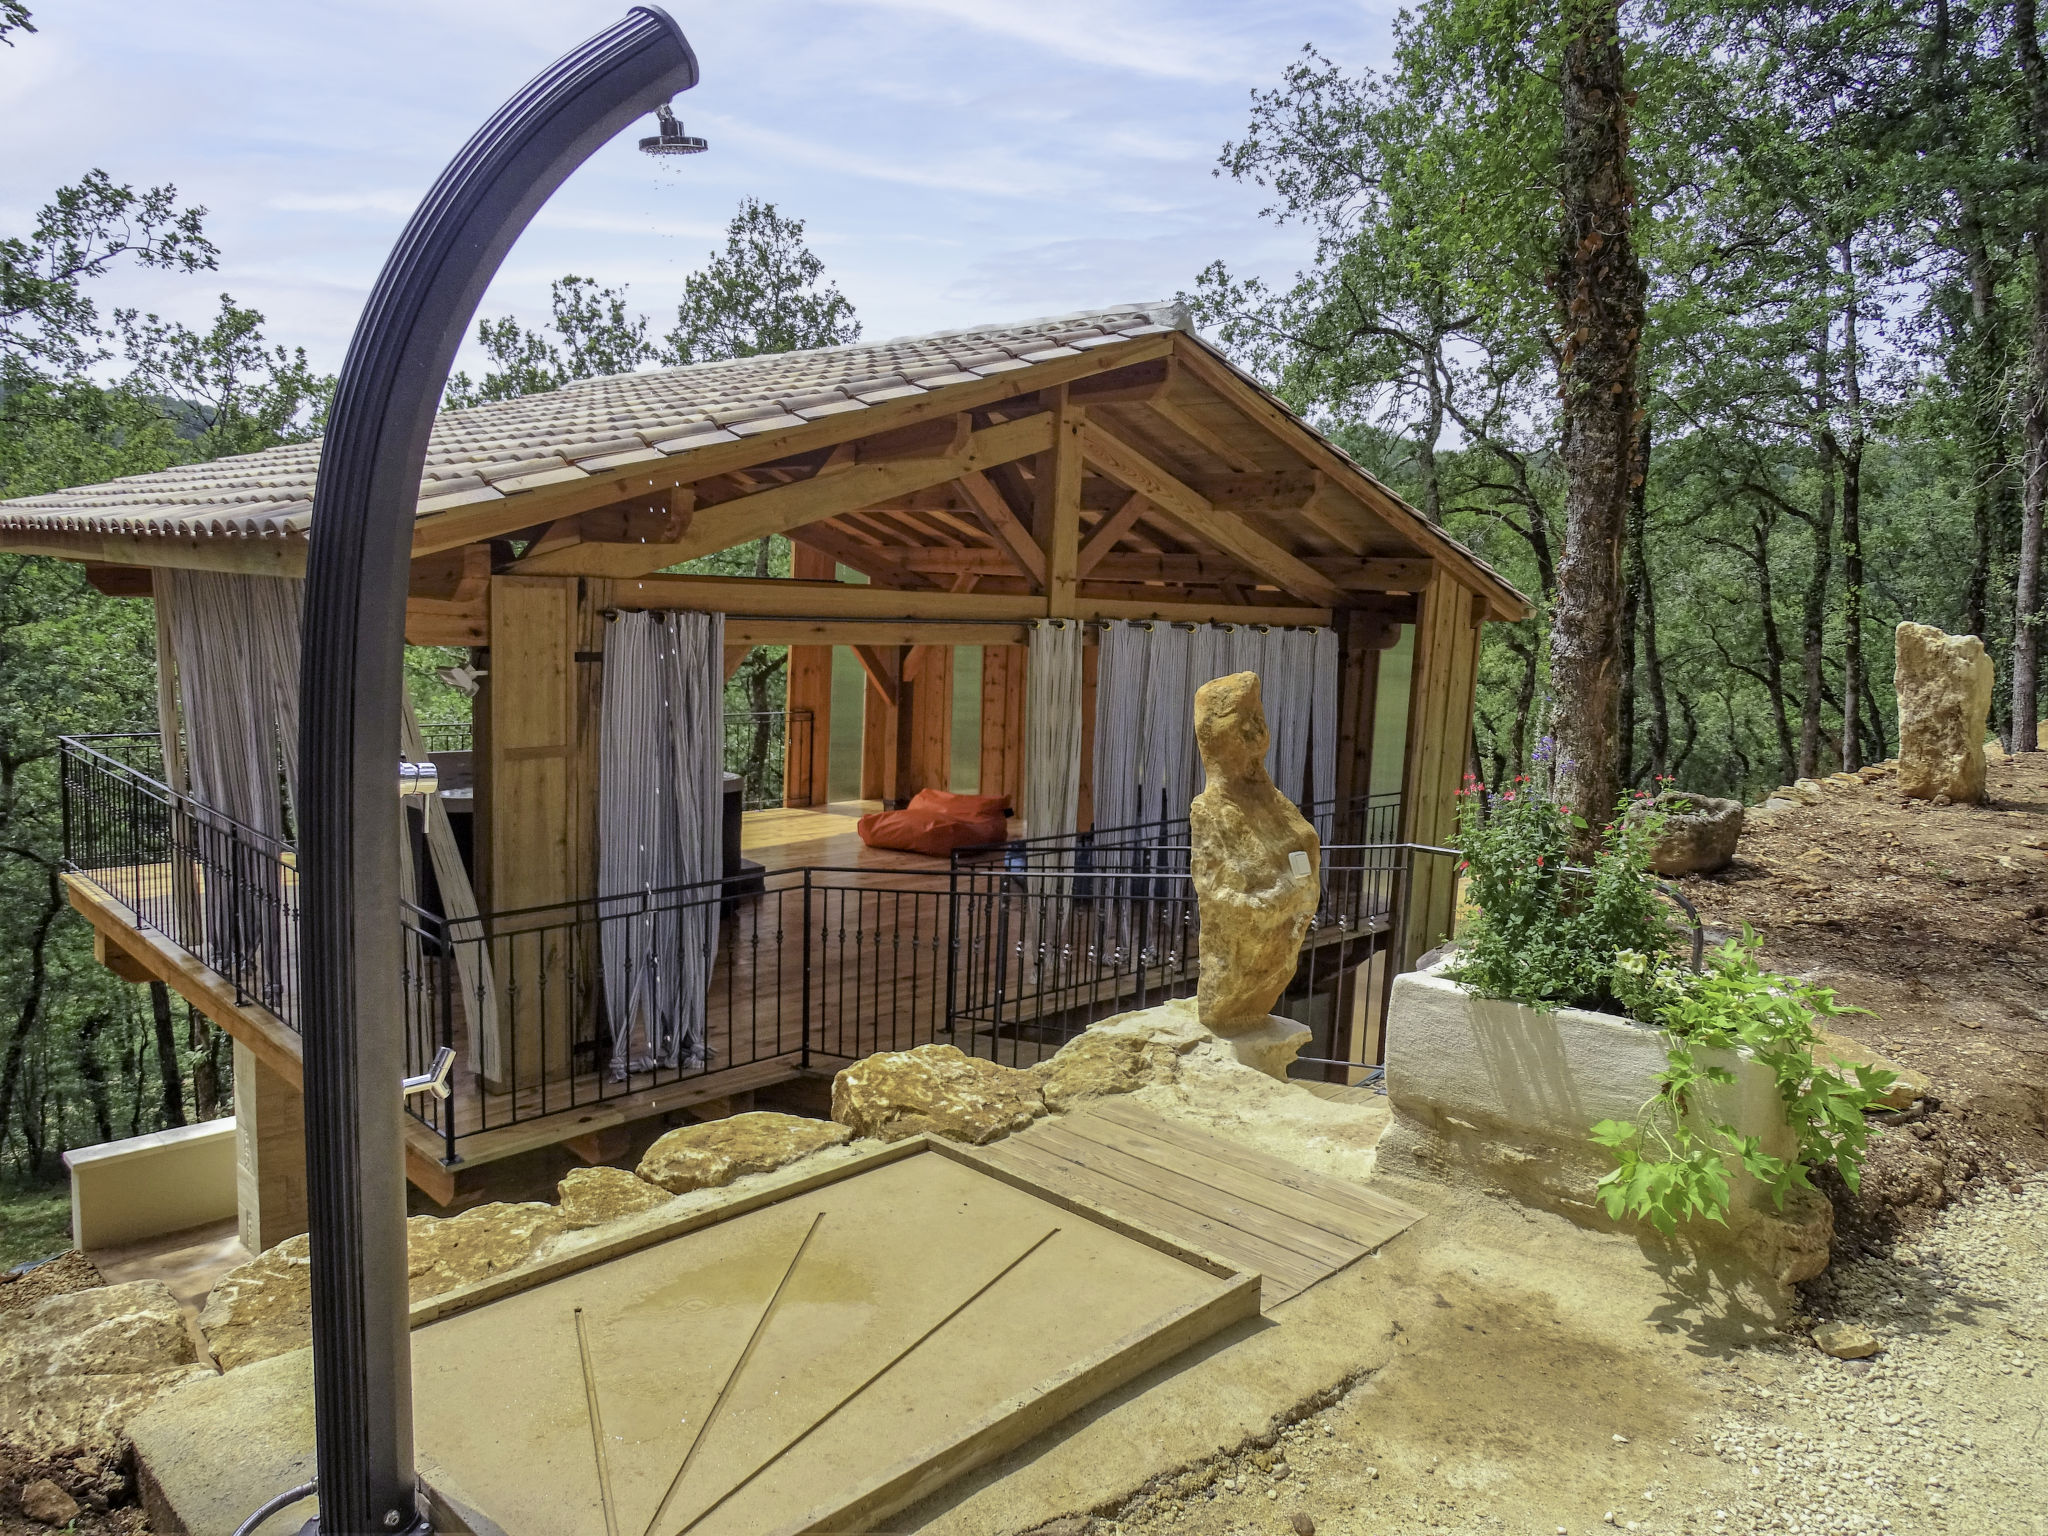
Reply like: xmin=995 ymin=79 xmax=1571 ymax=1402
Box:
xmin=1679 ymin=750 xmax=2048 ymax=1251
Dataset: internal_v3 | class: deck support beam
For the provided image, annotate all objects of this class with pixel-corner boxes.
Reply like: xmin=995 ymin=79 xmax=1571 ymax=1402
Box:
xmin=234 ymin=1040 xmax=310 ymax=1253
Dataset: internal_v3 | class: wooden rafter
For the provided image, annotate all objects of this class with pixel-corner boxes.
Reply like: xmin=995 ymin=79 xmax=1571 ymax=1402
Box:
xmin=1075 ymin=492 xmax=1147 ymax=579
xmin=1075 ymin=418 xmax=1346 ymax=609
xmin=509 ymin=412 xmax=1053 ymax=578
xmin=956 ymin=471 xmax=1045 ymax=587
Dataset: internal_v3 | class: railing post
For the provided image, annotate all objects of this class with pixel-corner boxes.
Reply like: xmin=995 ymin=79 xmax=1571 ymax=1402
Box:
xmin=800 ymin=868 xmax=813 ymax=1072
xmin=944 ymin=865 xmax=960 ymax=1048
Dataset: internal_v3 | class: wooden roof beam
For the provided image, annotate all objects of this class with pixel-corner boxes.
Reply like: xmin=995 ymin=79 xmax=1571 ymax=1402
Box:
xmin=510 ymin=412 xmax=1052 ymax=579
xmin=1075 ymin=418 xmax=1347 ymax=609
xmin=956 ymin=471 xmax=1045 ymax=588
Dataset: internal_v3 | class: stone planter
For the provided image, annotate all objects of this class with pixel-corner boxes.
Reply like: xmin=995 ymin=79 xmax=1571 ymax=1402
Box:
xmin=1377 ymin=961 xmax=1831 ymax=1285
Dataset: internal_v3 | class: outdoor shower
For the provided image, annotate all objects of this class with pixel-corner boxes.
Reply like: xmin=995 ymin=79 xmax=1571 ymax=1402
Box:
xmin=293 ymin=9 xmax=699 ymax=1533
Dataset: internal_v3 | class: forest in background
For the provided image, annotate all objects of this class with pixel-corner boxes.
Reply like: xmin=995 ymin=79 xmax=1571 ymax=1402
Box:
xmin=1189 ymin=0 xmax=2047 ymax=799
xmin=5 ymin=0 xmax=2047 ymax=1235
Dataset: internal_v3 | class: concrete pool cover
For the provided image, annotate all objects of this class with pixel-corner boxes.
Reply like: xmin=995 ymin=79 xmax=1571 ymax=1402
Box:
xmin=410 ymin=1141 xmax=1260 ymax=1536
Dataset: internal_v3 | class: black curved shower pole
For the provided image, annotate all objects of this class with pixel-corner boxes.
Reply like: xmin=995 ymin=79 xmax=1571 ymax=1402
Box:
xmin=297 ymin=11 xmax=697 ymax=1532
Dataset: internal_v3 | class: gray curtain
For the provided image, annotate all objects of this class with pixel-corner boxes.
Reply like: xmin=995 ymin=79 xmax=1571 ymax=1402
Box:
xmin=599 ymin=609 xmax=724 ymax=1075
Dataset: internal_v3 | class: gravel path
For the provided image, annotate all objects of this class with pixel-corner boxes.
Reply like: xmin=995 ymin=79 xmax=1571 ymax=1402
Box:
xmin=1699 ymin=1181 xmax=2048 ymax=1536
xmin=1080 ymin=1183 xmax=2047 ymax=1536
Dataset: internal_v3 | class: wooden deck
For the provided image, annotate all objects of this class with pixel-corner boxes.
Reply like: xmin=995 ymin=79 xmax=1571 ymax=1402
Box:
xmin=64 ymin=805 xmax=1389 ymax=1204
xmin=978 ymin=1098 xmax=1424 ymax=1308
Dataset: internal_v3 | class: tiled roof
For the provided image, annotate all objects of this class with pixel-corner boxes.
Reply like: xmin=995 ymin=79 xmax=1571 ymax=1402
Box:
xmin=0 ymin=304 xmax=1187 ymax=543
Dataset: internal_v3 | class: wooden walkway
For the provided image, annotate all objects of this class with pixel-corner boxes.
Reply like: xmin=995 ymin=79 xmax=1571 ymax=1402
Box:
xmin=977 ymin=1098 xmax=1424 ymax=1308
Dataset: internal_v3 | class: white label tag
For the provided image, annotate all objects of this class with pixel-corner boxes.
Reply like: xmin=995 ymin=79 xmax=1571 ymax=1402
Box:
xmin=1288 ymin=849 xmax=1311 ymax=880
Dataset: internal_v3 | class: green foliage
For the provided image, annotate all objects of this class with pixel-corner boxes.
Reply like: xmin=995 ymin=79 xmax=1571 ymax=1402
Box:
xmin=665 ymin=199 xmax=860 ymax=365
xmin=1591 ymin=932 xmax=1897 ymax=1234
xmin=1 ymin=171 xmax=216 ymax=377
xmin=444 ymin=275 xmax=655 ymax=407
xmin=1448 ymin=775 xmax=1676 ymax=1014
xmin=445 ymin=199 xmax=859 ymax=408
xmin=118 ymin=294 xmax=332 ymax=455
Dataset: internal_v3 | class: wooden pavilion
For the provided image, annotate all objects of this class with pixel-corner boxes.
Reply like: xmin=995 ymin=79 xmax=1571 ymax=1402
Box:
xmin=0 ymin=303 xmax=1526 ymax=1233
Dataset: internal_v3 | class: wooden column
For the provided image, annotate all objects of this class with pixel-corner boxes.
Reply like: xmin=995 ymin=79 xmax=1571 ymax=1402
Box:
xmin=979 ymin=644 xmax=1028 ymax=810
xmin=858 ymin=645 xmax=904 ymax=804
xmin=1397 ymin=574 xmax=1485 ymax=970
xmin=477 ymin=574 xmax=585 ymax=1090
xmin=1335 ymin=605 xmax=1403 ymax=840
xmin=901 ymin=645 xmax=954 ymax=797
xmin=233 ymin=1039 xmax=307 ymax=1252
xmin=1033 ymin=386 xmax=1083 ymax=618
xmin=785 ymin=544 xmax=836 ymax=807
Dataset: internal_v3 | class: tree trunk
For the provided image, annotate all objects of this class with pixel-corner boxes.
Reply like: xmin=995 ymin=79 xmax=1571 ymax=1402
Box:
xmin=77 ymin=1013 xmax=113 ymax=1146
xmin=1751 ymin=510 xmax=1798 ymax=785
xmin=1838 ymin=240 xmax=1868 ymax=771
xmin=149 ymin=980 xmax=186 ymax=1128
xmin=1546 ymin=0 xmax=1647 ymax=833
xmin=1626 ymin=418 xmax=1670 ymax=780
xmin=1800 ymin=338 xmax=1838 ymax=781
xmin=2016 ymin=0 xmax=2048 ymax=751
xmin=0 ymin=869 xmax=61 ymax=1155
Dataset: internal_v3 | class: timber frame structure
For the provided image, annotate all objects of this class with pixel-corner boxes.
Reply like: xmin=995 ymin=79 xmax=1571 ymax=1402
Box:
xmin=4 ymin=301 xmax=1527 ymax=1209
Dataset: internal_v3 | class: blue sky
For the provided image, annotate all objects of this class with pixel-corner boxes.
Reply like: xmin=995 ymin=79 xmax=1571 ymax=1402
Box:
xmin=1 ymin=1 xmax=1396 ymax=377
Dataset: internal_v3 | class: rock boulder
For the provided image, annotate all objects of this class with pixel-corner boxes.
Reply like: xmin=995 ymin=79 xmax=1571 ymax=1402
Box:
xmin=832 ymin=1044 xmax=1046 ymax=1144
xmin=1813 ymin=1029 xmax=1929 ymax=1111
xmin=199 ymin=1203 xmax=566 ymax=1371
xmin=1641 ymin=790 xmax=1744 ymax=877
xmin=556 ymin=1166 xmax=673 ymax=1228
xmin=0 ymin=1281 xmax=210 ymax=1460
xmin=1895 ymin=623 xmax=1993 ymax=803
xmin=1189 ymin=672 xmax=1321 ymax=1035
xmin=1034 ymin=1028 xmax=1186 ymax=1113
xmin=636 ymin=1112 xmax=851 ymax=1194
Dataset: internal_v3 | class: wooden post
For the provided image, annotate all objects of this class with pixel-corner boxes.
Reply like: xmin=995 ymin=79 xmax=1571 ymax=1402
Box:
xmin=785 ymin=544 xmax=836 ymax=807
xmin=1396 ymin=573 xmax=1484 ymax=972
xmin=478 ymin=574 xmax=584 ymax=1090
xmin=233 ymin=1039 xmax=308 ymax=1252
xmin=1335 ymin=607 xmax=1400 ymax=841
xmin=1034 ymin=386 xmax=1082 ymax=618
xmin=859 ymin=646 xmax=905 ymax=804
xmin=901 ymin=645 xmax=954 ymax=797
xmin=979 ymin=644 xmax=1028 ymax=810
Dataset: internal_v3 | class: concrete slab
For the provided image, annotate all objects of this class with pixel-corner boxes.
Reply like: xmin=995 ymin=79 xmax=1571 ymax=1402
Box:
xmin=128 ymin=1346 xmax=317 ymax=1536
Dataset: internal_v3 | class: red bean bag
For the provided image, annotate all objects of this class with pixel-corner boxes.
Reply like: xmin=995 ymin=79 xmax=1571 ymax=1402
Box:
xmin=858 ymin=789 xmax=1011 ymax=857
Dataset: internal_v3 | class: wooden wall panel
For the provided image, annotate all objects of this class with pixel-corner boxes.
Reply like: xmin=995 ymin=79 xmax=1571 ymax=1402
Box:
xmin=1397 ymin=574 xmax=1484 ymax=970
xmin=785 ymin=543 xmax=836 ymax=807
xmin=479 ymin=574 xmax=584 ymax=1090
xmin=979 ymin=644 xmax=1028 ymax=811
xmin=902 ymin=645 xmax=953 ymax=798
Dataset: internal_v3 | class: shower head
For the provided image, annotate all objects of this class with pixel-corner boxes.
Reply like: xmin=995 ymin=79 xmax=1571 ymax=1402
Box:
xmin=640 ymin=101 xmax=708 ymax=155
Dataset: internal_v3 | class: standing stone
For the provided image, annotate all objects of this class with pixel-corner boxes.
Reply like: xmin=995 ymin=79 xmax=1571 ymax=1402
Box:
xmin=1895 ymin=623 xmax=1994 ymax=803
xmin=1189 ymin=673 xmax=1320 ymax=1035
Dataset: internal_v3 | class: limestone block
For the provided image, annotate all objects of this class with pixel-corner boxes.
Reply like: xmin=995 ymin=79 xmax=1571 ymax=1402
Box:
xmin=1813 ymin=1029 xmax=1928 ymax=1111
xmin=1034 ymin=1029 xmax=1185 ymax=1112
xmin=0 ymin=1281 xmax=196 ymax=1380
xmin=1895 ymin=622 xmax=1994 ymax=803
xmin=1381 ymin=963 xmax=1817 ymax=1285
xmin=1812 ymin=1320 xmax=1882 ymax=1359
xmin=199 ymin=1203 xmax=566 ymax=1371
xmin=832 ymin=1044 xmax=1046 ymax=1144
xmin=404 ymin=1202 xmax=566 ymax=1299
xmin=1640 ymin=790 xmax=1744 ymax=877
xmin=636 ymin=1112 xmax=852 ymax=1194
xmin=1188 ymin=673 xmax=1321 ymax=1035
xmin=1790 ymin=779 xmax=1826 ymax=805
xmin=0 ymin=1367 xmax=213 ymax=1461
xmin=556 ymin=1166 xmax=673 ymax=1228
xmin=20 ymin=1477 xmax=80 ymax=1525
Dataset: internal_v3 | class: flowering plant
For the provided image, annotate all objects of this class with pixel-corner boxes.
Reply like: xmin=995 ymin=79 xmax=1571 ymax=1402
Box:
xmin=1448 ymin=775 xmax=1675 ymax=1014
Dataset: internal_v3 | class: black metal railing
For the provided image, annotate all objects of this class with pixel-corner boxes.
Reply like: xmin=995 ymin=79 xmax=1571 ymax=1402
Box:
xmin=59 ymin=734 xmax=1422 ymax=1165
xmin=953 ymin=791 xmax=1403 ymax=873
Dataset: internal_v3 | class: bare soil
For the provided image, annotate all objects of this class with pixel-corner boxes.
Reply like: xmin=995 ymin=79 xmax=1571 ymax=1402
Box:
xmin=1678 ymin=750 xmax=2048 ymax=1254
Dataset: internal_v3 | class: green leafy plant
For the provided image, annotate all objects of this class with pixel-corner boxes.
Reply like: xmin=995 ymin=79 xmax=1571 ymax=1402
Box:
xmin=1590 ymin=932 xmax=1897 ymax=1233
xmin=1448 ymin=775 xmax=1676 ymax=1013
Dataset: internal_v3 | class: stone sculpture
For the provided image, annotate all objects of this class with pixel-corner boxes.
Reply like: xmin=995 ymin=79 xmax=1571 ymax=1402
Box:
xmin=1189 ymin=672 xmax=1321 ymax=1034
xmin=1640 ymin=789 xmax=1743 ymax=876
xmin=1895 ymin=622 xmax=1993 ymax=803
